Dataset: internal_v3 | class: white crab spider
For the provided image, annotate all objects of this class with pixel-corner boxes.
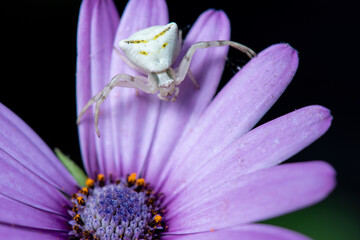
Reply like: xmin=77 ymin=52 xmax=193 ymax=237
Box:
xmin=77 ymin=22 xmax=256 ymax=137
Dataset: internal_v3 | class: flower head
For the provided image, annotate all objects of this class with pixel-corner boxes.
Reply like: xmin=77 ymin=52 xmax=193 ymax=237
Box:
xmin=0 ymin=0 xmax=335 ymax=239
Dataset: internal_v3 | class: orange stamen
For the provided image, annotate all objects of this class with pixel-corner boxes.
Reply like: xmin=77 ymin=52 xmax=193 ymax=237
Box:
xmin=77 ymin=196 xmax=85 ymax=206
xmin=85 ymin=178 xmax=95 ymax=188
xmin=128 ymin=173 xmax=137 ymax=184
xmin=154 ymin=214 xmax=162 ymax=223
xmin=97 ymin=174 xmax=105 ymax=182
xmin=80 ymin=187 xmax=88 ymax=196
xmin=136 ymin=178 xmax=145 ymax=186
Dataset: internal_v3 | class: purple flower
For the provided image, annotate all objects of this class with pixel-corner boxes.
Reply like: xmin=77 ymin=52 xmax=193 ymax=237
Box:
xmin=0 ymin=0 xmax=335 ymax=239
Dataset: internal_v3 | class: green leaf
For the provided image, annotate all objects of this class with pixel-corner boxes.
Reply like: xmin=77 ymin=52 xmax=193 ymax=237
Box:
xmin=55 ymin=148 xmax=87 ymax=187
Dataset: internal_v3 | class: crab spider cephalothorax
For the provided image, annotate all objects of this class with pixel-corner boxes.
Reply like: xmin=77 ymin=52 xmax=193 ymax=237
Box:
xmin=77 ymin=22 xmax=256 ymax=137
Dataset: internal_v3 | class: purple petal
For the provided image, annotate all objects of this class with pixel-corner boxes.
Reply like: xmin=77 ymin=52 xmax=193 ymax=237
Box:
xmin=89 ymin=0 xmax=121 ymax=176
xmin=0 ymin=103 xmax=77 ymax=194
xmin=0 ymin=148 xmax=70 ymax=216
xmin=159 ymin=43 xmax=299 ymax=190
xmin=162 ymin=105 xmax=332 ymax=200
xmin=0 ymin=224 xmax=67 ymax=240
xmin=100 ymin=0 xmax=169 ymax=177
xmin=145 ymin=9 xmax=231 ymax=185
xmin=76 ymin=0 xmax=97 ymax=178
xmin=76 ymin=0 xmax=119 ymax=177
xmin=0 ymin=194 xmax=69 ymax=231
xmin=166 ymin=161 xmax=335 ymax=233
xmin=164 ymin=224 xmax=310 ymax=240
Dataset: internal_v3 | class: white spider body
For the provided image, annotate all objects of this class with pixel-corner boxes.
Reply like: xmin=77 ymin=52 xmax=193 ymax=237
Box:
xmin=78 ymin=22 xmax=256 ymax=137
xmin=119 ymin=22 xmax=181 ymax=73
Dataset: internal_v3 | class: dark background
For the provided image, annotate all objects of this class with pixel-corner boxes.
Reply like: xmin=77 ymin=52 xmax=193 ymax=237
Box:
xmin=2 ymin=0 xmax=359 ymax=239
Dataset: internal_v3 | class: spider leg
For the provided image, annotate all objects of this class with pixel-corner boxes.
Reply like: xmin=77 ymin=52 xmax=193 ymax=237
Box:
xmin=187 ymin=68 xmax=200 ymax=88
xmin=176 ymin=40 xmax=256 ymax=85
xmin=173 ymin=66 xmax=199 ymax=88
xmin=157 ymin=93 xmax=170 ymax=101
xmin=171 ymin=87 xmax=180 ymax=101
xmin=178 ymin=29 xmax=183 ymax=47
xmin=77 ymin=73 xmax=156 ymax=137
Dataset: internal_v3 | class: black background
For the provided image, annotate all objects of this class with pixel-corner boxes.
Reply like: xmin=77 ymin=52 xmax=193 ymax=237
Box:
xmin=2 ymin=0 xmax=359 ymax=238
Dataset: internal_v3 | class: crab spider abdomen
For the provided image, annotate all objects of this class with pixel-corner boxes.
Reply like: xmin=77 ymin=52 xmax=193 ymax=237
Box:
xmin=119 ymin=22 xmax=181 ymax=73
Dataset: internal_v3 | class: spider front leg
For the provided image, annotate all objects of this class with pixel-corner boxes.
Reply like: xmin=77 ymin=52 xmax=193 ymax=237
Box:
xmin=175 ymin=40 xmax=256 ymax=85
xmin=77 ymin=73 xmax=156 ymax=137
xmin=171 ymin=87 xmax=180 ymax=101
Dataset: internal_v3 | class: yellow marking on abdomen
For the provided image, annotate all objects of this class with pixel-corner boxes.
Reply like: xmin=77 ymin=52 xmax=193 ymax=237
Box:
xmin=125 ymin=40 xmax=148 ymax=44
xmin=139 ymin=51 xmax=148 ymax=55
xmin=162 ymin=42 xmax=168 ymax=48
xmin=154 ymin=25 xmax=172 ymax=40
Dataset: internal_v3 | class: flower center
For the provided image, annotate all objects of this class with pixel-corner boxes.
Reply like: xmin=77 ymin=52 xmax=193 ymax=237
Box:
xmin=68 ymin=173 xmax=166 ymax=239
